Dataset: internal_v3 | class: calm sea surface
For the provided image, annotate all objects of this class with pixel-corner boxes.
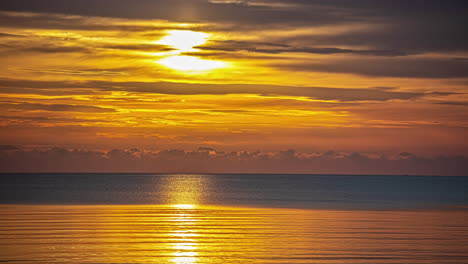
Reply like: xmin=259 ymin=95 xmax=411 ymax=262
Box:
xmin=1 ymin=173 xmax=468 ymax=263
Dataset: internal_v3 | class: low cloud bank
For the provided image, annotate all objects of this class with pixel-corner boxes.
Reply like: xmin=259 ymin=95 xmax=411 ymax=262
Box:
xmin=0 ymin=147 xmax=466 ymax=176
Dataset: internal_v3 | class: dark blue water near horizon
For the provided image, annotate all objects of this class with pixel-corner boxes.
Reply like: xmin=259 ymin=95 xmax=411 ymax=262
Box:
xmin=1 ymin=173 xmax=467 ymax=210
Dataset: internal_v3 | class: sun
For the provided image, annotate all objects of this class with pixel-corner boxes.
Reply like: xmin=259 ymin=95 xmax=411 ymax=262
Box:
xmin=156 ymin=30 xmax=209 ymax=52
xmin=154 ymin=30 xmax=227 ymax=72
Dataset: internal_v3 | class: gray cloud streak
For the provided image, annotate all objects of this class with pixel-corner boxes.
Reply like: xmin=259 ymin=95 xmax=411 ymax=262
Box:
xmin=274 ymin=57 xmax=468 ymax=79
xmin=0 ymin=101 xmax=116 ymax=113
xmin=198 ymin=41 xmax=410 ymax=57
xmin=0 ymin=78 xmax=451 ymax=102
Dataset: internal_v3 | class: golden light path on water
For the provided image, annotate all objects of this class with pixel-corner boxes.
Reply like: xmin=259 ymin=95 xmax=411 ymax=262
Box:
xmin=1 ymin=176 xmax=468 ymax=263
xmin=170 ymin=210 xmax=199 ymax=264
xmin=155 ymin=30 xmax=227 ymax=72
xmin=162 ymin=175 xmax=206 ymax=264
xmin=1 ymin=204 xmax=468 ymax=263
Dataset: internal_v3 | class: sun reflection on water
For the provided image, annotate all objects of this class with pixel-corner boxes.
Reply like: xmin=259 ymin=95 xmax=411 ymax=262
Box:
xmin=172 ymin=256 xmax=198 ymax=264
xmin=170 ymin=209 xmax=200 ymax=264
xmin=161 ymin=175 xmax=210 ymax=264
xmin=173 ymin=204 xmax=197 ymax=209
xmin=162 ymin=174 xmax=208 ymax=206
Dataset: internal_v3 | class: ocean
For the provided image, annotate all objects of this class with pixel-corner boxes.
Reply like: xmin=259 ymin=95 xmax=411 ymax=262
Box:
xmin=1 ymin=173 xmax=468 ymax=263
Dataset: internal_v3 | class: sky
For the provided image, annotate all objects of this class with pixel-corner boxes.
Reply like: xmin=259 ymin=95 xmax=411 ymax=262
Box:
xmin=0 ymin=0 xmax=467 ymax=174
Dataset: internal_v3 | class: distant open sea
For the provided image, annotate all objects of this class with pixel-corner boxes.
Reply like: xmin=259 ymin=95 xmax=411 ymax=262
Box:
xmin=1 ymin=173 xmax=468 ymax=263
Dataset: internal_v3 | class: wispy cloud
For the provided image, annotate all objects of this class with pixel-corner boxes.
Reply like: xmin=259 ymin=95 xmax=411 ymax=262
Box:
xmin=0 ymin=101 xmax=116 ymax=112
xmin=0 ymin=78 xmax=452 ymax=101
xmin=272 ymin=57 xmax=468 ymax=79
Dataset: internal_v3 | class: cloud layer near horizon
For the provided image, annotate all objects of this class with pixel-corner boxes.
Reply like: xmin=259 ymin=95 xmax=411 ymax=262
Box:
xmin=1 ymin=146 xmax=466 ymax=176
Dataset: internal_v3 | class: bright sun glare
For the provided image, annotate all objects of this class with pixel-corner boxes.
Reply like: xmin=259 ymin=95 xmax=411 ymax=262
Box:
xmin=155 ymin=30 xmax=227 ymax=72
xmin=157 ymin=30 xmax=208 ymax=52
xmin=159 ymin=56 xmax=226 ymax=71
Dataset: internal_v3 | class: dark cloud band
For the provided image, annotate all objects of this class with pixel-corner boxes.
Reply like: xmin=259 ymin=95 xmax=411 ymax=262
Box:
xmin=0 ymin=78 xmax=449 ymax=102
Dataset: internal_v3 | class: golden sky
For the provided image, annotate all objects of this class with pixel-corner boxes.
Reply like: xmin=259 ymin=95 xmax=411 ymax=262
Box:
xmin=0 ymin=1 xmax=467 ymax=173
